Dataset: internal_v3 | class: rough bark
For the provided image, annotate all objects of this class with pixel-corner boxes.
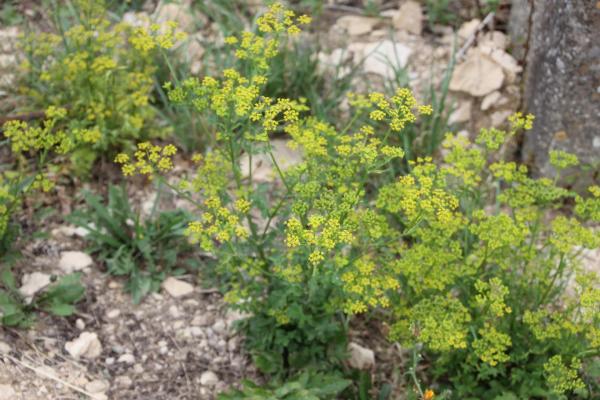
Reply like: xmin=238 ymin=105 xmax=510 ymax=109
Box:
xmin=518 ymin=0 xmax=600 ymax=186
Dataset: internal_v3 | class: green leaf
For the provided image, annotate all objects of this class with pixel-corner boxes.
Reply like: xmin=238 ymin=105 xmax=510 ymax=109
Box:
xmin=46 ymin=302 xmax=76 ymax=316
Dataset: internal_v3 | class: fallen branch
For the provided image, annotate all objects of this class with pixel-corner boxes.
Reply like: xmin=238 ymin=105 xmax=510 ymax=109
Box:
xmin=1 ymin=353 xmax=104 ymax=400
xmin=456 ymin=12 xmax=496 ymax=61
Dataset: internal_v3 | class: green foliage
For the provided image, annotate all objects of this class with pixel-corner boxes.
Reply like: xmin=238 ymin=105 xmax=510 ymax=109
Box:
xmin=0 ymin=0 xmax=23 ymax=26
xmin=110 ymin=2 xmax=600 ymax=397
xmin=68 ymin=184 xmax=191 ymax=303
xmin=0 ymin=106 xmax=91 ymax=259
xmin=117 ymin=3 xmax=430 ymax=375
xmin=0 ymin=268 xmax=84 ymax=328
xmin=381 ymin=115 xmax=600 ymax=398
xmin=424 ymin=0 xmax=457 ymax=27
xmin=219 ymin=371 xmax=351 ymax=400
xmin=17 ymin=0 xmax=185 ymax=174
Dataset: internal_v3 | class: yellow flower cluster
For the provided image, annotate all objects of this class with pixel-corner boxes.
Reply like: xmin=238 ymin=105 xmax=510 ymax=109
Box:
xmin=3 ymin=106 xmax=102 ymax=158
xmin=285 ymin=215 xmax=354 ymax=261
xmin=549 ymin=150 xmax=579 ymax=170
xmin=340 ymin=257 xmax=399 ymax=314
xmin=115 ymin=142 xmax=177 ymax=177
xmin=349 ymin=88 xmax=431 ymax=133
xmin=130 ymin=21 xmax=187 ymax=53
xmin=472 ymin=323 xmax=511 ymax=366
xmin=543 ymin=356 xmax=584 ymax=395
xmin=19 ymin=0 xmax=176 ymax=169
xmin=442 ymin=133 xmax=486 ymax=186
xmin=256 ymin=3 xmax=311 ymax=35
xmin=574 ymin=185 xmax=600 ymax=222
xmin=394 ymin=295 xmax=471 ymax=351
xmin=473 ymin=278 xmax=512 ymax=317
xmin=185 ymin=196 xmax=250 ymax=252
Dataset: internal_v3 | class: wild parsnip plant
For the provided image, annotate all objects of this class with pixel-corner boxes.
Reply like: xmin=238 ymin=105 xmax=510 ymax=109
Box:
xmin=115 ymin=3 xmax=600 ymax=397
xmin=1 ymin=108 xmax=87 ymax=326
xmin=1 ymin=106 xmax=90 ymax=258
xmin=380 ymin=118 xmax=600 ymax=398
xmin=68 ymin=184 xmax=191 ymax=303
xmin=116 ymin=3 xmax=432 ymax=374
xmin=17 ymin=0 xmax=186 ymax=173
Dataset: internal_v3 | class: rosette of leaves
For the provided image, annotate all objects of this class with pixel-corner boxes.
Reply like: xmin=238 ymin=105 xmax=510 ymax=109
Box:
xmin=68 ymin=185 xmax=192 ymax=303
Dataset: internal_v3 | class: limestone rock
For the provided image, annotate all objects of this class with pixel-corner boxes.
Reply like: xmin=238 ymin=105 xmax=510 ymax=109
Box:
xmin=19 ymin=272 xmax=51 ymax=298
xmin=118 ymin=353 xmax=136 ymax=364
xmin=0 ymin=341 xmax=10 ymax=354
xmin=58 ymin=251 xmax=93 ymax=273
xmin=449 ymin=101 xmax=472 ymax=124
xmin=239 ymin=139 xmax=302 ymax=182
xmin=450 ymin=49 xmax=504 ymax=97
xmin=479 ymin=46 xmax=522 ymax=84
xmin=162 ymin=277 xmax=194 ymax=298
xmin=335 ymin=15 xmax=379 ymax=36
xmin=348 ymin=342 xmax=375 ymax=370
xmin=359 ymin=40 xmax=412 ymax=80
xmin=65 ymin=332 xmax=102 ymax=359
xmin=392 ymin=1 xmax=423 ymax=35
xmin=0 ymin=385 xmax=16 ymax=400
xmin=200 ymin=371 xmax=219 ymax=387
xmin=122 ymin=11 xmax=151 ymax=28
xmin=481 ymin=91 xmax=502 ymax=111
xmin=490 ymin=110 xmax=513 ymax=127
xmin=480 ymin=31 xmax=508 ymax=50
xmin=85 ymin=379 xmax=109 ymax=394
xmin=458 ymin=19 xmax=480 ymax=41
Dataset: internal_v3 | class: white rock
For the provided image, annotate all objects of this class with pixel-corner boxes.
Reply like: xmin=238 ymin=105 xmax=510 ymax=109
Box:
xmin=19 ymin=272 xmax=51 ymax=298
xmin=58 ymin=251 xmax=93 ymax=273
xmin=225 ymin=309 xmax=250 ymax=328
xmin=449 ymin=101 xmax=472 ymax=124
xmin=65 ymin=332 xmax=102 ymax=359
xmin=0 ymin=385 xmax=16 ymax=400
xmin=478 ymin=46 xmax=522 ymax=83
xmin=122 ymin=11 xmax=151 ymax=28
xmin=359 ymin=40 xmax=412 ymax=80
xmin=480 ymin=31 xmax=508 ymax=50
xmin=458 ymin=19 xmax=480 ymax=41
xmin=0 ymin=341 xmax=10 ymax=354
xmin=118 ymin=353 xmax=136 ymax=364
xmin=200 ymin=371 xmax=219 ymax=387
xmin=162 ymin=277 xmax=194 ymax=298
xmin=490 ymin=110 xmax=513 ymax=127
xmin=239 ymin=139 xmax=302 ymax=182
xmin=450 ymin=49 xmax=504 ymax=97
xmin=212 ymin=319 xmax=227 ymax=335
xmin=85 ymin=379 xmax=109 ymax=394
xmin=115 ymin=375 xmax=133 ymax=388
xmin=348 ymin=342 xmax=375 ymax=370
xmin=75 ymin=319 xmax=86 ymax=330
xmin=0 ymin=27 xmax=19 ymax=53
xmin=52 ymin=225 xmax=92 ymax=238
xmin=0 ymin=54 xmax=17 ymax=69
xmin=392 ymin=1 xmax=423 ymax=35
xmin=106 ymin=309 xmax=121 ymax=320
xmin=192 ymin=314 xmax=215 ymax=327
xmin=481 ymin=91 xmax=502 ymax=111
xmin=185 ymin=33 xmax=205 ymax=75
xmin=335 ymin=15 xmax=379 ymax=36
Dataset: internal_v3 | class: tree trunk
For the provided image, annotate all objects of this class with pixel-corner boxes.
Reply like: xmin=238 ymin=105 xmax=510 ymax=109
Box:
xmin=517 ymin=0 xmax=600 ymax=186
